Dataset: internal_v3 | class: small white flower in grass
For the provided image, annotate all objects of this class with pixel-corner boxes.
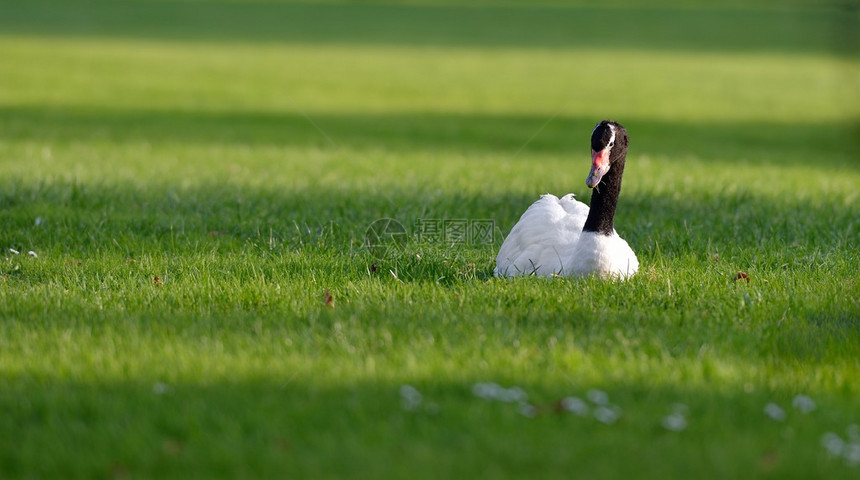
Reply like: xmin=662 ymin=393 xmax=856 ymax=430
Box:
xmin=822 ymin=430 xmax=860 ymax=466
xmin=764 ymin=403 xmax=786 ymax=421
xmin=594 ymin=405 xmax=621 ymax=425
xmin=471 ymin=383 xmax=528 ymax=404
xmin=35 ymin=217 xmax=43 ymax=227
xmin=844 ymin=442 xmax=860 ymax=467
xmin=152 ymin=382 xmax=168 ymax=395
xmin=822 ymin=433 xmax=844 ymax=457
xmin=560 ymin=396 xmax=589 ymax=416
xmin=399 ymin=384 xmax=422 ymax=411
xmin=472 ymin=383 xmax=486 ymax=397
xmin=519 ymin=404 xmax=539 ymax=418
xmin=791 ymin=394 xmax=816 ymax=413
xmin=662 ymin=413 xmax=688 ymax=432
xmin=472 ymin=382 xmax=503 ymax=400
xmin=587 ymin=389 xmax=609 ymax=406
xmin=9 ymin=248 xmax=19 ymax=255
xmin=27 ymin=251 xmax=38 ymax=258
xmin=499 ymin=386 xmax=527 ymax=404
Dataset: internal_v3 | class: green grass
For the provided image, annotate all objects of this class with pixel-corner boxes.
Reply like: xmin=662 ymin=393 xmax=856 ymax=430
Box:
xmin=1 ymin=0 xmax=859 ymax=478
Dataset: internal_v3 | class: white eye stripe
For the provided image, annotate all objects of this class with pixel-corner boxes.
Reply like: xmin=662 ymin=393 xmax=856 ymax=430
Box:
xmin=593 ymin=123 xmax=616 ymax=150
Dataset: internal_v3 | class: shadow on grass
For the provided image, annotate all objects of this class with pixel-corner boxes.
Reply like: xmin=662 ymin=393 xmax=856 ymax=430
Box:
xmin=1 ymin=178 xmax=857 ymax=252
xmin=0 ymin=0 xmax=849 ymax=55
xmin=0 ymin=375 xmax=856 ymax=479
xmin=2 ymin=106 xmax=858 ymax=167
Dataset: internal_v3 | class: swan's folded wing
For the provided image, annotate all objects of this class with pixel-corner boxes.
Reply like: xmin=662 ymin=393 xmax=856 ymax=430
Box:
xmin=494 ymin=194 xmax=589 ymax=277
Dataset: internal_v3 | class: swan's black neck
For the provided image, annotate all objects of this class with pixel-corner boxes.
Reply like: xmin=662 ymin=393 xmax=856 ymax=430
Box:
xmin=583 ymin=156 xmax=625 ymax=236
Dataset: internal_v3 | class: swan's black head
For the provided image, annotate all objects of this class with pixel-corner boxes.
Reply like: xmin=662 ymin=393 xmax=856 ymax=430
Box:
xmin=586 ymin=120 xmax=629 ymax=188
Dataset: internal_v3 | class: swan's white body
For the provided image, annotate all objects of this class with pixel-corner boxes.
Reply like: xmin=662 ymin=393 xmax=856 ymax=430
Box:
xmin=494 ymin=193 xmax=638 ymax=279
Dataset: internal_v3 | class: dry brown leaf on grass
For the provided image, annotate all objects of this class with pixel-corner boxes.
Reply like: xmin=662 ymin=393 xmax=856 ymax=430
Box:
xmin=324 ymin=289 xmax=334 ymax=307
xmin=153 ymin=276 xmax=163 ymax=286
xmin=736 ymin=271 xmax=750 ymax=283
xmin=551 ymin=399 xmax=567 ymax=414
xmin=162 ymin=439 xmax=182 ymax=455
xmin=757 ymin=450 xmax=780 ymax=473
xmin=109 ymin=462 xmax=130 ymax=479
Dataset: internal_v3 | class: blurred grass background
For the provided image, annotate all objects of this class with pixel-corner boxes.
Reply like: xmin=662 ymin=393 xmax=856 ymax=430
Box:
xmin=1 ymin=0 xmax=858 ymax=478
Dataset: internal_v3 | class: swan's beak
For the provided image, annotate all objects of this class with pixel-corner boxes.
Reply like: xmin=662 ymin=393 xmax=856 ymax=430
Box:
xmin=586 ymin=148 xmax=611 ymax=188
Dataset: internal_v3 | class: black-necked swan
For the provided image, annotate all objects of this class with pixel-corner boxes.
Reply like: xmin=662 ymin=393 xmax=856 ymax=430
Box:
xmin=494 ymin=120 xmax=638 ymax=279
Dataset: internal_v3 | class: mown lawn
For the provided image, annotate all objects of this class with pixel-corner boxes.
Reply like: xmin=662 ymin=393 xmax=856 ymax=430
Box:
xmin=1 ymin=0 xmax=858 ymax=478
